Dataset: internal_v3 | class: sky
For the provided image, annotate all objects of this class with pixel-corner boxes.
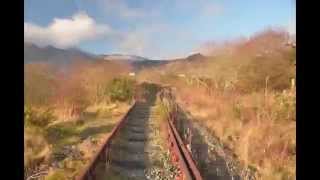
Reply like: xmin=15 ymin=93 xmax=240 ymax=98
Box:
xmin=24 ymin=0 xmax=296 ymax=59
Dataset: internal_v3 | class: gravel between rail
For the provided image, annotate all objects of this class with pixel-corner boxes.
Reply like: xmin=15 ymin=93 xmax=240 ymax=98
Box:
xmin=92 ymin=91 xmax=179 ymax=180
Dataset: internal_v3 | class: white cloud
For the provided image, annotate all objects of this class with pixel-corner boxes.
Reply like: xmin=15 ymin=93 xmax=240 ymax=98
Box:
xmin=24 ymin=12 xmax=112 ymax=48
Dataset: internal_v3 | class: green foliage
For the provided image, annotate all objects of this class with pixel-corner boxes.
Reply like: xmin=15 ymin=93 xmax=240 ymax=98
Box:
xmin=24 ymin=125 xmax=50 ymax=175
xmin=156 ymin=100 xmax=170 ymax=120
xmin=45 ymin=123 xmax=78 ymax=144
xmin=106 ymin=77 xmax=135 ymax=102
xmin=24 ymin=106 xmax=55 ymax=127
xmin=96 ymin=108 xmax=112 ymax=118
xmin=274 ymin=91 xmax=296 ymax=122
xmin=45 ymin=170 xmax=67 ymax=180
xmin=141 ymin=82 xmax=159 ymax=95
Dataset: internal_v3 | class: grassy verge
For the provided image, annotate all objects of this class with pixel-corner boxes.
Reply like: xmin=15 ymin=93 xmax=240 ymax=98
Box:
xmin=25 ymin=103 xmax=130 ymax=180
xmin=176 ymin=85 xmax=295 ymax=180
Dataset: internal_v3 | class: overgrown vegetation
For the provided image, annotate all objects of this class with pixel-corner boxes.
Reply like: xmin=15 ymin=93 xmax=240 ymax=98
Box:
xmin=24 ymin=63 xmax=58 ymax=107
xmin=106 ymin=77 xmax=135 ymax=102
xmin=24 ymin=60 xmax=133 ymax=179
xmin=137 ymin=29 xmax=296 ymax=180
xmin=175 ymin=85 xmax=296 ymax=179
xmin=237 ymin=50 xmax=295 ymax=92
xmin=24 ymin=106 xmax=56 ymax=127
xmin=25 ymin=28 xmax=295 ymax=180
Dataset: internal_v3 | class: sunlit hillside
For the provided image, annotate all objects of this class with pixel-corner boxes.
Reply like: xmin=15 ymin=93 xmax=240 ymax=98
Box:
xmin=136 ymin=29 xmax=296 ymax=180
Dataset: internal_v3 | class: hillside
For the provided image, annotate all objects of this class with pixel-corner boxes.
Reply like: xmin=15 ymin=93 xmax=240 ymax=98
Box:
xmin=24 ymin=29 xmax=296 ymax=180
xmin=101 ymin=54 xmax=187 ymax=72
xmin=24 ymin=44 xmax=172 ymax=71
xmin=24 ymin=43 xmax=98 ymax=65
xmin=135 ymin=29 xmax=296 ymax=180
xmin=140 ymin=30 xmax=295 ymax=80
xmin=101 ymin=54 xmax=149 ymax=61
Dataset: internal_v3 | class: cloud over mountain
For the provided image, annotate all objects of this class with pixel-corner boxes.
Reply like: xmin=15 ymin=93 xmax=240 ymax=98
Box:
xmin=24 ymin=12 xmax=112 ymax=48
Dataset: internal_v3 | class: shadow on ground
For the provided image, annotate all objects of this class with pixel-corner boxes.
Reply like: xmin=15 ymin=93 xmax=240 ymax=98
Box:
xmin=93 ymin=83 xmax=161 ymax=180
xmin=45 ymin=120 xmax=115 ymax=146
xmin=174 ymin=105 xmax=241 ymax=180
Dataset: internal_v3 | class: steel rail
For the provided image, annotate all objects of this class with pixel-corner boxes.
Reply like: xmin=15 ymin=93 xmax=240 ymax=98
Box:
xmin=166 ymin=112 xmax=203 ymax=180
xmin=75 ymin=90 xmax=203 ymax=180
xmin=159 ymin=87 xmax=203 ymax=180
xmin=75 ymin=101 xmax=136 ymax=180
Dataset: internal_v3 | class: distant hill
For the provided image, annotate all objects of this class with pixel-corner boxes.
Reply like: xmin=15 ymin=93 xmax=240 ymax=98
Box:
xmin=24 ymin=43 xmax=98 ymax=65
xmin=140 ymin=30 xmax=295 ymax=79
xmin=100 ymin=53 xmax=208 ymax=72
xmin=100 ymin=54 xmax=173 ymax=71
xmin=171 ymin=53 xmax=208 ymax=62
xmin=24 ymin=43 xmax=210 ymax=72
xmin=101 ymin=54 xmax=149 ymax=61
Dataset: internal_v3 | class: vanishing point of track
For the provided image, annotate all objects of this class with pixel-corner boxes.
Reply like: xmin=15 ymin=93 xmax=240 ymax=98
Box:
xmin=76 ymin=87 xmax=202 ymax=180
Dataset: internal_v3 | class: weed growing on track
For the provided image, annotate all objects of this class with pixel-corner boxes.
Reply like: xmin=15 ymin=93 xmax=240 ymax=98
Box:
xmin=144 ymin=99 xmax=180 ymax=180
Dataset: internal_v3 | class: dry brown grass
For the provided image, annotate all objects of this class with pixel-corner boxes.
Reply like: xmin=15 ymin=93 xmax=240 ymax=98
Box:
xmin=175 ymin=84 xmax=295 ymax=179
xmin=24 ymin=60 xmax=133 ymax=179
xmin=24 ymin=126 xmax=52 ymax=179
xmin=134 ymin=29 xmax=296 ymax=179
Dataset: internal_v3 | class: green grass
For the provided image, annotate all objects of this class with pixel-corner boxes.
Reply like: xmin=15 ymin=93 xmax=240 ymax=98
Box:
xmin=45 ymin=170 xmax=67 ymax=180
xmin=26 ymin=116 xmax=115 ymax=178
xmin=106 ymin=77 xmax=136 ymax=102
xmin=45 ymin=114 xmax=117 ymax=154
xmin=25 ymin=104 xmax=129 ymax=180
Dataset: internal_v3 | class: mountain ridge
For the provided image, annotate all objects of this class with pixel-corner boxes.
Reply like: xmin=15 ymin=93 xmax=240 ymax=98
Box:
xmin=24 ymin=42 xmax=209 ymax=71
xmin=24 ymin=43 xmax=98 ymax=65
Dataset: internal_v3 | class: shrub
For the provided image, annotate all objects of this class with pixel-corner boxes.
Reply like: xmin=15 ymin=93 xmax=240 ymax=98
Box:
xmin=106 ymin=77 xmax=135 ymax=102
xmin=24 ymin=106 xmax=56 ymax=127
xmin=45 ymin=123 xmax=78 ymax=143
xmin=54 ymin=74 xmax=91 ymax=118
xmin=274 ymin=90 xmax=296 ymax=122
xmin=24 ymin=126 xmax=51 ymax=174
xmin=237 ymin=54 xmax=294 ymax=92
xmin=156 ymin=99 xmax=170 ymax=120
xmin=175 ymin=85 xmax=296 ymax=179
xmin=141 ymin=82 xmax=159 ymax=94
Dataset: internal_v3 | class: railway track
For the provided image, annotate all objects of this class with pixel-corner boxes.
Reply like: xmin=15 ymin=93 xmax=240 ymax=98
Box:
xmin=76 ymin=86 xmax=203 ymax=180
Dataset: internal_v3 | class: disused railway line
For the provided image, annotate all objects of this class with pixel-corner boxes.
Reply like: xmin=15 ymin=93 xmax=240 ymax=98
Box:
xmin=75 ymin=100 xmax=137 ymax=180
xmin=166 ymin=111 xmax=203 ymax=180
xmin=76 ymin=88 xmax=203 ymax=180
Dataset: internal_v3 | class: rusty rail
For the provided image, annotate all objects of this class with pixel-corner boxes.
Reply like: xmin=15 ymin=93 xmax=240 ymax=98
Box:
xmin=166 ymin=111 xmax=203 ymax=180
xmin=76 ymin=86 xmax=202 ymax=180
xmin=159 ymin=87 xmax=202 ymax=180
xmin=75 ymin=101 xmax=136 ymax=180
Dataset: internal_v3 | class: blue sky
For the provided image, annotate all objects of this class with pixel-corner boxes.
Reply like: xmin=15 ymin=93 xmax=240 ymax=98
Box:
xmin=24 ymin=0 xmax=295 ymax=59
